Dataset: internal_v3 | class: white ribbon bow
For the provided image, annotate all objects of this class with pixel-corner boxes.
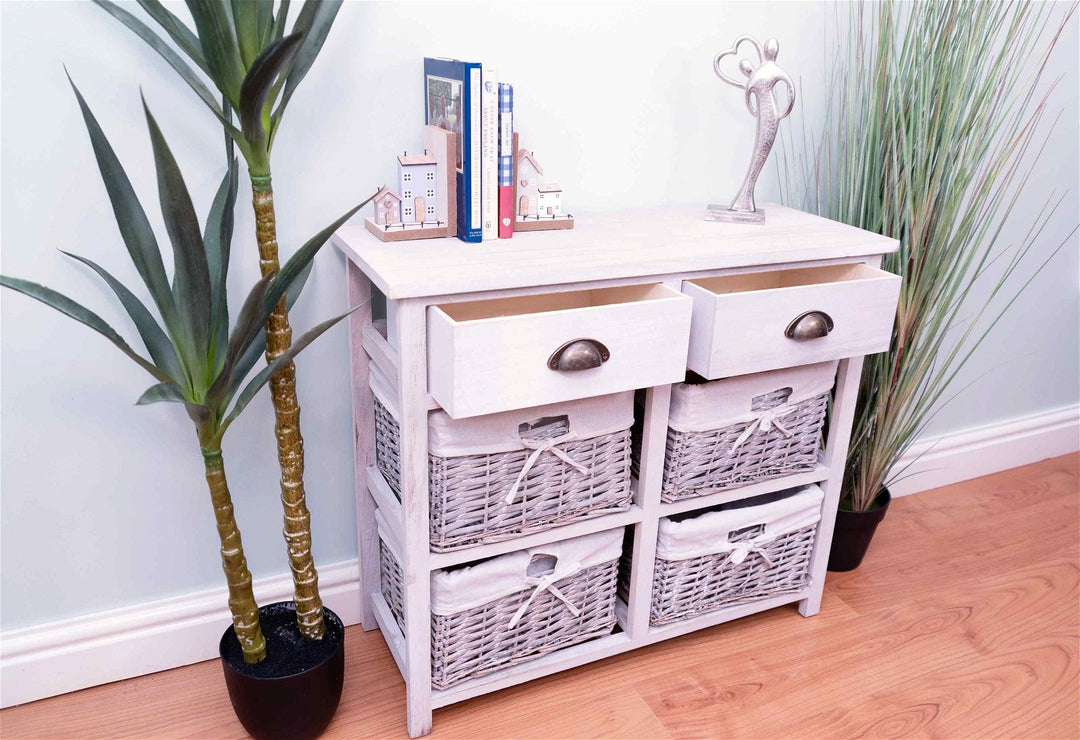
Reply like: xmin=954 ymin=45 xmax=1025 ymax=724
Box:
xmin=729 ymin=404 xmax=797 ymax=453
xmin=728 ymin=539 xmax=777 ymax=566
xmin=504 ymin=433 xmax=588 ymax=504
xmin=508 ymin=562 xmax=583 ymax=629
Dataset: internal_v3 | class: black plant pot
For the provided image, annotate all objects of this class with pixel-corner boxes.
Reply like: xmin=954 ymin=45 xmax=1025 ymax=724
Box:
xmin=828 ymin=488 xmax=891 ymax=572
xmin=219 ymin=602 xmax=345 ymax=740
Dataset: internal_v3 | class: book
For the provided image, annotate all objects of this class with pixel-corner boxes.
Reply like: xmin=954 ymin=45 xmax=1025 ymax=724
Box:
xmin=424 ymin=57 xmax=483 ymax=243
xmin=481 ymin=69 xmax=499 ymax=240
xmin=498 ymin=83 xmax=514 ymax=239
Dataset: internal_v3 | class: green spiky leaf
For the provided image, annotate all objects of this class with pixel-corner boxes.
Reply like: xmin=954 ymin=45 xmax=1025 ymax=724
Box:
xmin=1 ymin=276 xmax=170 ymax=384
xmin=263 ymin=192 xmax=376 ymax=314
xmin=134 ymin=0 xmax=210 ymax=74
xmin=60 ymin=251 xmax=187 ymax=388
xmin=137 ymin=382 xmax=188 ymax=405
xmin=239 ymin=33 xmax=302 ymax=150
xmin=143 ymin=97 xmax=213 ymax=370
xmin=271 ymin=0 xmax=341 ymax=142
xmin=68 ymin=76 xmax=184 ymax=351
xmin=216 ymin=303 xmax=360 ymax=441
xmin=185 ymin=0 xmax=244 ymax=107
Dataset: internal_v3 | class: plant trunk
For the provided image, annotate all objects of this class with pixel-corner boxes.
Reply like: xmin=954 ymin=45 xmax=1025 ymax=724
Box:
xmin=250 ymin=175 xmax=325 ymax=641
xmin=203 ymin=449 xmax=266 ymax=663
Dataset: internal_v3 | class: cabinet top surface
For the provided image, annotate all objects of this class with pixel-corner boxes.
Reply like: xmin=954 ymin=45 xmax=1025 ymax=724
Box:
xmin=332 ymin=204 xmax=898 ymax=300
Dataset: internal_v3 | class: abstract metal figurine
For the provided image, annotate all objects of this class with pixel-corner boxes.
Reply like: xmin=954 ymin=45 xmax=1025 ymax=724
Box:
xmin=706 ymin=36 xmax=796 ymax=224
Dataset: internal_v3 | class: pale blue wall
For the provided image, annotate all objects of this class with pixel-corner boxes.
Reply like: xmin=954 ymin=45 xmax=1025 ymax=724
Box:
xmin=1 ymin=1 xmax=1076 ymax=631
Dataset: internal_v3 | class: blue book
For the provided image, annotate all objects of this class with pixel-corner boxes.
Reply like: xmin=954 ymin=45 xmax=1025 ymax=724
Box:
xmin=424 ymin=57 xmax=483 ymax=243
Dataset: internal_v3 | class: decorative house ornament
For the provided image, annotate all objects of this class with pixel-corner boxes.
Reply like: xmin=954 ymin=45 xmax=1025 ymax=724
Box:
xmin=365 ymin=125 xmax=458 ymax=242
xmin=512 ymin=133 xmax=574 ymax=232
xmin=706 ymin=35 xmax=795 ymax=224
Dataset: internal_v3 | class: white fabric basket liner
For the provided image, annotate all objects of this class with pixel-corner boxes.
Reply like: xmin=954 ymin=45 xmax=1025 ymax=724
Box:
xmin=428 ymin=528 xmax=623 ymax=616
xmin=656 ymin=485 xmax=824 ymax=562
xmin=371 ymin=365 xmax=633 ymax=457
xmin=668 ymin=361 xmax=838 ymax=433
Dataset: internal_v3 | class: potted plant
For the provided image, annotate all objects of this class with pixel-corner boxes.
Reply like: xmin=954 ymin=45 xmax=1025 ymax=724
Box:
xmin=1 ymin=81 xmax=368 ymax=738
xmin=790 ymin=2 xmax=1075 ymax=570
xmin=94 ymin=0 xmax=347 ymax=641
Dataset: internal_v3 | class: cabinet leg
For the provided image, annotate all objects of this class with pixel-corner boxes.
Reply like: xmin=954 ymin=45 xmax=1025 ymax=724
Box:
xmin=406 ymin=694 xmax=433 ymax=738
xmin=346 ymin=260 xmax=378 ymax=629
xmin=799 ymin=356 xmax=865 ymax=619
xmin=397 ymin=299 xmax=434 ymax=737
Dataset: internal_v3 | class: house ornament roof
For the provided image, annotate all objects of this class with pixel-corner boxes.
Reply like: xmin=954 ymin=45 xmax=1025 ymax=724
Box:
xmin=373 ymin=186 xmax=402 ymax=202
xmin=398 ymin=152 xmax=438 ymax=166
xmin=516 ymin=148 xmax=544 ymax=175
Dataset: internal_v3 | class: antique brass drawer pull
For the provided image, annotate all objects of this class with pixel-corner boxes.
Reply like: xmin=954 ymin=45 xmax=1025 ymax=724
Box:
xmin=548 ymin=339 xmax=610 ymax=371
xmin=785 ymin=310 xmax=834 ymax=340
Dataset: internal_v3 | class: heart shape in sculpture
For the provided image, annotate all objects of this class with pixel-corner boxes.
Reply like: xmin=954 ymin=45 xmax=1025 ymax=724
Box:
xmin=713 ymin=35 xmax=764 ymax=88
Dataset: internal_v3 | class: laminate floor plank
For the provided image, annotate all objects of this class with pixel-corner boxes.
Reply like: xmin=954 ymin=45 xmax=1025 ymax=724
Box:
xmin=2 ymin=454 xmax=1077 ymax=739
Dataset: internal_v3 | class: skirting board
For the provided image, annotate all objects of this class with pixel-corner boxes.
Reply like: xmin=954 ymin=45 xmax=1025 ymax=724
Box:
xmin=0 ymin=560 xmax=362 ymax=709
xmin=887 ymin=404 xmax=1079 ymax=497
xmin=2 ymin=404 xmax=1076 ymax=708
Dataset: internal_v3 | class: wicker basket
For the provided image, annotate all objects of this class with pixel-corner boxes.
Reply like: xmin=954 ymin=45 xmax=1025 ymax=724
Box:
xmin=380 ymin=526 xmax=622 ymax=689
xmin=628 ymin=485 xmax=823 ymax=626
xmin=633 ymin=361 xmax=836 ymax=503
xmin=372 ymin=371 xmax=633 ymax=552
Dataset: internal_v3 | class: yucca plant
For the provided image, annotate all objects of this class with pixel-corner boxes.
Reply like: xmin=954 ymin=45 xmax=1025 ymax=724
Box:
xmin=0 ymin=81 xmax=363 ymax=663
xmin=93 ymin=0 xmax=347 ymax=639
xmin=788 ymin=1 xmax=1074 ymax=512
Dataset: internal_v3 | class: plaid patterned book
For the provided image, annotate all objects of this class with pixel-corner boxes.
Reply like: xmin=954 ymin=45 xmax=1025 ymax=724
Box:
xmin=498 ymin=83 xmax=514 ymax=238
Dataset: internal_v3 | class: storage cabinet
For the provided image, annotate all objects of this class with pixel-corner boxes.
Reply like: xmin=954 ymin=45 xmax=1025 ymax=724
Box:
xmin=334 ymin=204 xmax=899 ymax=737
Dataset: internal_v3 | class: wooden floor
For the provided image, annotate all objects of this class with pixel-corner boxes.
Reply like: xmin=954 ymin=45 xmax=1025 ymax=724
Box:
xmin=3 ymin=454 xmax=1077 ymax=739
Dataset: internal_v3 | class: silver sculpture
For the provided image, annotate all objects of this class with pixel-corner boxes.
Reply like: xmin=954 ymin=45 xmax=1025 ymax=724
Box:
xmin=707 ymin=36 xmax=795 ymax=224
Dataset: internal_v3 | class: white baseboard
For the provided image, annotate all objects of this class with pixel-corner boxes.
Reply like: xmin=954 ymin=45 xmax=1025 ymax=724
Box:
xmin=887 ymin=404 xmax=1079 ymax=497
xmin=2 ymin=404 xmax=1077 ymax=709
xmin=0 ymin=559 xmax=363 ymax=709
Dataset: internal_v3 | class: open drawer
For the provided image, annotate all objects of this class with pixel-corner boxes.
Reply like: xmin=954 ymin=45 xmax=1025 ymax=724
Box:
xmin=428 ymin=284 xmax=692 ymax=418
xmin=683 ymin=263 xmax=900 ymax=379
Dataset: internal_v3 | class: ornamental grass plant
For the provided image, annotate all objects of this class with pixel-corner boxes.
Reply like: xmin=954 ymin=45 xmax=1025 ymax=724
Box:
xmin=788 ymin=1 xmax=1076 ymax=511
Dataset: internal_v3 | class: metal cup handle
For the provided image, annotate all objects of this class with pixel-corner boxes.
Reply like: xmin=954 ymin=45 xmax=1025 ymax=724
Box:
xmin=785 ymin=310 xmax=834 ymax=340
xmin=547 ymin=339 xmax=610 ymax=371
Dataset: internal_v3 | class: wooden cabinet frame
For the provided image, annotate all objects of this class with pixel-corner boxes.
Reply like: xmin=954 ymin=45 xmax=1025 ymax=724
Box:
xmin=336 ymin=205 xmax=897 ymax=737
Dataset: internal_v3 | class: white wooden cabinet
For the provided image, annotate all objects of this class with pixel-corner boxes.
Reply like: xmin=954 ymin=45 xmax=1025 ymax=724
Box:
xmin=334 ymin=204 xmax=899 ymax=737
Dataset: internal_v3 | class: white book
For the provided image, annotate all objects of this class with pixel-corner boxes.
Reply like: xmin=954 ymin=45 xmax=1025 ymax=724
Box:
xmin=481 ymin=69 xmax=499 ymax=240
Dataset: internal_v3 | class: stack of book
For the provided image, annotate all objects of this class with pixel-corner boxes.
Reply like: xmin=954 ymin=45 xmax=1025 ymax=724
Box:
xmin=423 ymin=57 xmax=515 ymax=242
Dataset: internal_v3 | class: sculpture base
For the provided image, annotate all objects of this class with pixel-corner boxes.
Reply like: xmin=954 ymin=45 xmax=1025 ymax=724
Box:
xmin=704 ymin=205 xmax=766 ymax=224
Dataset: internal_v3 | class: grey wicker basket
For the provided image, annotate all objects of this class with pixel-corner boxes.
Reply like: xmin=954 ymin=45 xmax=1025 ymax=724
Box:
xmin=632 ymin=370 xmax=833 ymax=503
xmin=380 ymin=539 xmax=620 ymax=689
xmin=619 ymin=487 xmax=821 ymax=626
xmin=375 ymin=397 xmax=633 ymax=552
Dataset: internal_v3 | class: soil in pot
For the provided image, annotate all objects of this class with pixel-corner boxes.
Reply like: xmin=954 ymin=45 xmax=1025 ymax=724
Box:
xmin=220 ymin=602 xmax=345 ymax=740
xmin=828 ymin=488 xmax=891 ymax=572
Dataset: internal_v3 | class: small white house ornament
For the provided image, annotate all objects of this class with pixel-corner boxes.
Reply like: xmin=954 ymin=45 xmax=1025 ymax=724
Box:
xmin=706 ymin=35 xmax=796 ymax=224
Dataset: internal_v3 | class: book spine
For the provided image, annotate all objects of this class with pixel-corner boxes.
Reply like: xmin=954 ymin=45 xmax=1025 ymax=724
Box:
xmin=481 ymin=70 xmax=499 ymax=240
xmin=498 ymin=83 xmax=514 ymax=238
xmin=463 ymin=63 xmax=483 ymax=242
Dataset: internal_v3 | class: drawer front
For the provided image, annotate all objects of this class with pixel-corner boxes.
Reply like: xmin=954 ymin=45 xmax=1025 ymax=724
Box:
xmin=428 ymin=284 xmax=692 ymax=418
xmin=684 ymin=263 xmax=900 ymax=379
